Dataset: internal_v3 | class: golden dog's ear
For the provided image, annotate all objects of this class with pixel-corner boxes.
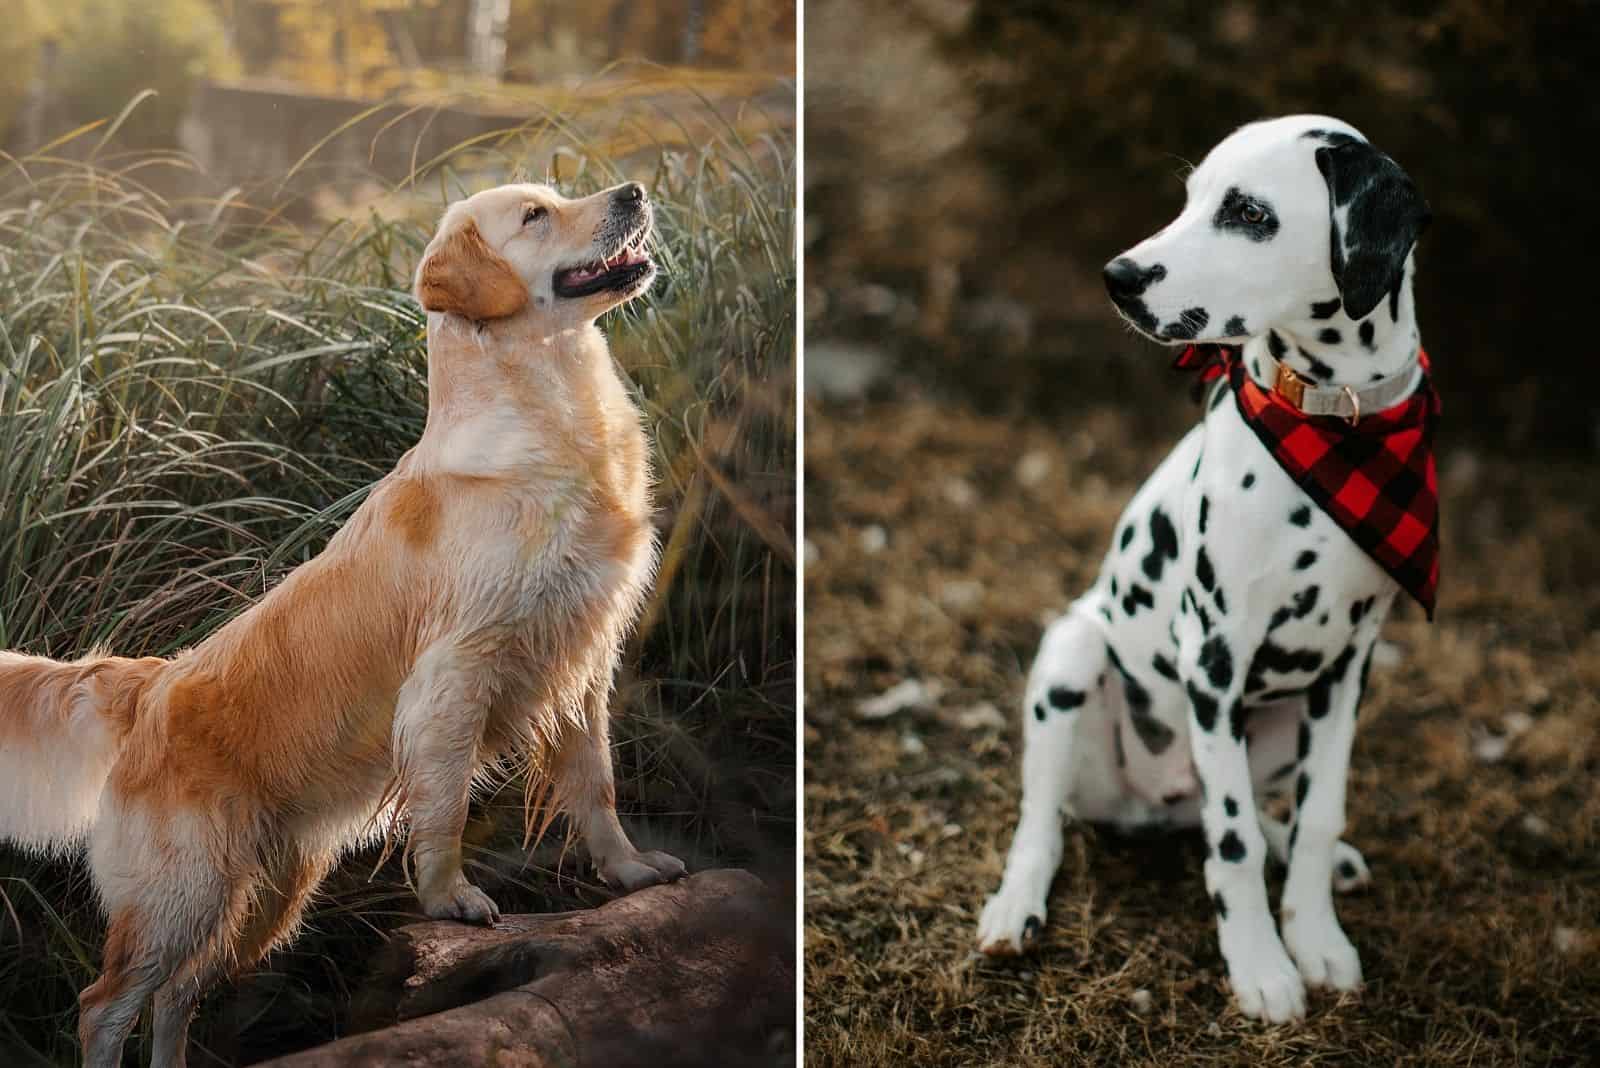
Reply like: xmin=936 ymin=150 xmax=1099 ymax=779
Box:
xmin=416 ymin=218 xmax=528 ymax=321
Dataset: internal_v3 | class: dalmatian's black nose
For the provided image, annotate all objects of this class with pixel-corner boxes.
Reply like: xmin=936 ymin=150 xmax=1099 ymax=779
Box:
xmin=1103 ymin=257 xmax=1166 ymax=300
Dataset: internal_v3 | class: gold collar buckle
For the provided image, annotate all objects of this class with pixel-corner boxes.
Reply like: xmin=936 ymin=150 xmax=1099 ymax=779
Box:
xmin=1272 ymin=361 xmax=1307 ymax=409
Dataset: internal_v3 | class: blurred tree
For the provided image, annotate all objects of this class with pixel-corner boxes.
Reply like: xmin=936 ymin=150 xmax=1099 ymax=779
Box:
xmin=47 ymin=0 xmax=237 ymax=146
xmin=225 ymin=0 xmax=794 ymax=91
xmin=0 ymin=0 xmax=54 ymax=144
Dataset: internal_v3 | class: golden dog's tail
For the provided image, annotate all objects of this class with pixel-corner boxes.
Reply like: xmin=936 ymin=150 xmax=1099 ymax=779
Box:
xmin=0 ymin=651 xmax=163 ymax=854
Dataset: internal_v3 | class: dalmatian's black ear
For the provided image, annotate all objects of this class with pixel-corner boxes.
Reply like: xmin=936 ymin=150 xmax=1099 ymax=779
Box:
xmin=1313 ymin=137 xmax=1431 ymax=321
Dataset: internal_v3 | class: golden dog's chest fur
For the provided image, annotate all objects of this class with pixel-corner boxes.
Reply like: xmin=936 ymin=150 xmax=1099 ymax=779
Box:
xmin=110 ymin=320 xmax=654 ymax=839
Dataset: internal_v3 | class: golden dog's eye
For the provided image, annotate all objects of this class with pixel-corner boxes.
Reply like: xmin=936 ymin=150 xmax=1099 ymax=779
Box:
xmin=1241 ymin=204 xmax=1265 ymax=225
xmin=523 ymin=206 xmax=547 ymax=225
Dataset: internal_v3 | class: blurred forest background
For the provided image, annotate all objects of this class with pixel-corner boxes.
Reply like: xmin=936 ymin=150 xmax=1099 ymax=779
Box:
xmin=805 ymin=3 xmax=1600 ymax=1065
xmin=807 ymin=0 xmax=1598 ymax=451
xmin=0 ymin=1 xmax=794 ymax=1064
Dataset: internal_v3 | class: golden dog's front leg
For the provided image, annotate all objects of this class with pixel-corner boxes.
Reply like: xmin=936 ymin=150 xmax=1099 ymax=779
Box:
xmin=394 ymin=643 xmax=501 ymax=925
xmin=561 ymin=683 xmax=687 ymax=892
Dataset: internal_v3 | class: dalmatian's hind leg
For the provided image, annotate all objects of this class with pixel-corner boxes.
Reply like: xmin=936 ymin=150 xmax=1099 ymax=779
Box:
xmin=977 ymin=608 xmax=1112 ymax=956
xmin=1259 ymin=816 xmax=1371 ymax=893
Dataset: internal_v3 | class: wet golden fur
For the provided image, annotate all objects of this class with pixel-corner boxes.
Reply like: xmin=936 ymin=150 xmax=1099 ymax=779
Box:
xmin=0 ymin=181 xmax=684 ymax=1068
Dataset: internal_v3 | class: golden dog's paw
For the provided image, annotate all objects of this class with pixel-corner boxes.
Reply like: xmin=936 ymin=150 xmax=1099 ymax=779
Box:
xmin=422 ymin=879 xmax=502 ymax=926
xmin=600 ymin=849 xmax=688 ymax=892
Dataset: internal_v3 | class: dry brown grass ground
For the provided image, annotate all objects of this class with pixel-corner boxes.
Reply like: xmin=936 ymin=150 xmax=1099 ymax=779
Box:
xmin=803 ymin=377 xmax=1600 ymax=1066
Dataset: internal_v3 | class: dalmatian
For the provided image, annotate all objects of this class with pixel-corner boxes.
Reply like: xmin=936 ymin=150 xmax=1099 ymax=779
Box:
xmin=976 ymin=115 xmax=1432 ymax=1023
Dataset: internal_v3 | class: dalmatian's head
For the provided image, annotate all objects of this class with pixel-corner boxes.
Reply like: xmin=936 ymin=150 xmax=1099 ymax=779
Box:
xmin=1104 ymin=115 xmax=1430 ymax=345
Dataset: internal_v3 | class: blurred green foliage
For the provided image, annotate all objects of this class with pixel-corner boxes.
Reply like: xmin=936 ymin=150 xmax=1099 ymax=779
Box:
xmin=17 ymin=0 xmax=237 ymax=147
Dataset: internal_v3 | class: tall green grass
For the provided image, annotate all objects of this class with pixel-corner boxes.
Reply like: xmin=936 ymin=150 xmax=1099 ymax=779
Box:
xmin=0 ymin=98 xmax=794 ymax=1063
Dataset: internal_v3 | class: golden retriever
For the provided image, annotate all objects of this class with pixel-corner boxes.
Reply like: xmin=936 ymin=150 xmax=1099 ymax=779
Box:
xmin=0 ymin=180 xmax=684 ymax=1068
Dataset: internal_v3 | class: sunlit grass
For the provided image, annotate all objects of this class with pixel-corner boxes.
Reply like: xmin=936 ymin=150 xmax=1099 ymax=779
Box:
xmin=0 ymin=92 xmax=794 ymax=1063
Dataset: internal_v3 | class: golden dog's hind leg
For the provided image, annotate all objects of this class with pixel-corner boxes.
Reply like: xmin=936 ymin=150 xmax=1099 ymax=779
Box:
xmin=80 ymin=871 xmax=250 ymax=1068
xmin=148 ymin=849 xmax=336 ymax=1068
xmin=395 ymin=642 xmax=500 ymax=924
xmin=557 ymin=681 xmax=686 ymax=893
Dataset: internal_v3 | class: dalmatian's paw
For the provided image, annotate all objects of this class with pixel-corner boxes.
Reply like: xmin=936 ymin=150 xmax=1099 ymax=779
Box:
xmin=1331 ymin=842 xmax=1372 ymax=894
xmin=1282 ymin=910 xmax=1363 ymax=991
xmin=976 ymin=889 xmax=1044 ymax=956
xmin=1223 ymin=931 xmax=1306 ymax=1023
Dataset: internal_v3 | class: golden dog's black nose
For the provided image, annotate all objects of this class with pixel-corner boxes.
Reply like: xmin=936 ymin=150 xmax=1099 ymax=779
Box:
xmin=613 ymin=182 xmax=646 ymax=206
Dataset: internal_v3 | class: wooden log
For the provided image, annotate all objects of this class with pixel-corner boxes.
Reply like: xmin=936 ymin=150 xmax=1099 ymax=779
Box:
xmin=257 ymin=869 xmax=794 ymax=1068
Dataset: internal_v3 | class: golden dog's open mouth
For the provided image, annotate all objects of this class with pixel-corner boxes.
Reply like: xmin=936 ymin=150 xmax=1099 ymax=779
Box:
xmin=553 ymin=226 xmax=653 ymax=299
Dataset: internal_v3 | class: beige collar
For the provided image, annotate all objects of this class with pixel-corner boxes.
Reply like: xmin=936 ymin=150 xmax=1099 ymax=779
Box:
xmin=1261 ymin=347 xmax=1422 ymax=425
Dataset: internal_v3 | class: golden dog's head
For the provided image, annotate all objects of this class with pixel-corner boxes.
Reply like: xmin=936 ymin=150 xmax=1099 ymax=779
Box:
xmin=414 ymin=181 xmax=656 ymax=327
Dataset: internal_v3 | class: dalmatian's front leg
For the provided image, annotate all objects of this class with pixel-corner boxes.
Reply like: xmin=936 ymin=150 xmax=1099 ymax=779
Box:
xmin=977 ymin=610 xmax=1107 ymax=955
xmin=1179 ymin=615 xmax=1305 ymax=1023
xmin=1279 ymin=628 xmax=1381 ymax=992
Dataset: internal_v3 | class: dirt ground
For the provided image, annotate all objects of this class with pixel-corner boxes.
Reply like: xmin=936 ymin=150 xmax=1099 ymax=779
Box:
xmin=802 ymin=370 xmax=1600 ymax=1066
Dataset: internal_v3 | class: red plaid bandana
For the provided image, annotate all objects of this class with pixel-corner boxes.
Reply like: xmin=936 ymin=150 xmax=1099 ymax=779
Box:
xmin=1174 ymin=344 xmax=1441 ymax=619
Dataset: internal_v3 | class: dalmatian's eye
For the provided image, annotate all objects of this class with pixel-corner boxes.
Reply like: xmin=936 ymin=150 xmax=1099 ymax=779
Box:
xmin=523 ymin=206 xmax=548 ymax=225
xmin=1240 ymin=204 xmax=1266 ymax=225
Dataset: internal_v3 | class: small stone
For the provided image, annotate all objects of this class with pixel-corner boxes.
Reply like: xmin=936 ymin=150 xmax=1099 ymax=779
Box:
xmin=1504 ymin=710 xmax=1534 ymax=738
xmin=940 ymin=822 xmax=962 ymax=839
xmin=1130 ymin=988 xmax=1155 ymax=1015
xmin=899 ymin=732 xmax=926 ymax=756
xmin=1472 ymin=730 xmax=1510 ymax=764
xmin=943 ymin=478 xmax=978 ymax=509
xmin=1015 ymin=451 xmax=1051 ymax=487
xmin=952 ymin=702 xmax=1006 ymax=731
xmin=804 ymin=539 xmax=820 ymax=567
xmin=940 ymin=579 xmax=984 ymax=610
xmin=1207 ymin=1021 xmax=1222 ymax=1037
xmin=1371 ymin=640 xmax=1404 ymax=669
xmin=1521 ymin=813 xmax=1550 ymax=837
xmin=859 ymin=525 xmax=888 ymax=554
xmin=1553 ymin=926 xmax=1582 ymax=954
xmin=856 ymin=678 xmax=944 ymax=720
xmin=804 ymin=340 xmax=890 ymax=401
xmin=906 ymin=849 xmax=925 ymax=867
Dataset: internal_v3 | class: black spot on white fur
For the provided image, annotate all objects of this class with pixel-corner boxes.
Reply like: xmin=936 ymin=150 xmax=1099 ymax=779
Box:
xmin=1224 ymin=315 xmax=1246 ymax=336
xmin=1199 ymin=635 xmax=1233 ymax=689
xmin=1318 ymin=328 xmax=1341 ymax=345
xmin=1242 ymin=472 xmax=1255 ymax=489
xmin=1223 ymin=795 xmax=1239 ymax=817
xmin=1212 ymin=891 xmax=1229 ymax=919
xmin=1295 ymin=550 xmax=1318 ymax=570
xmin=1218 ymin=830 xmax=1246 ymax=862
xmin=1047 ymin=687 xmax=1086 ymax=711
xmin=1289 ymin=504 xmax=1312 ymax=527
xmin=1310 ymin=298 xmax=1342 ymax=319
xmin=1199 ymin=496 xmax=1210 ymax=534
xmin=1349 ymin=595 xmax=1376 ymax=625
xmin=1187 ymin=680 xmax=1219 ymax=733
xmin=1196 ymin=546 xmax=1216 ymax=592
xmin=1123 ymin=584 xmax=1155 ymax=616
xmin=1142 ymin=509 xmax=1179 ymax=581
xmin=1164 ymin=307 xmax=1210 ymax=341
xmin=1299 ymin=347 xmax=1335 ymax=382
xmin=1359 ymin=320 xmax=1376 ymax=351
